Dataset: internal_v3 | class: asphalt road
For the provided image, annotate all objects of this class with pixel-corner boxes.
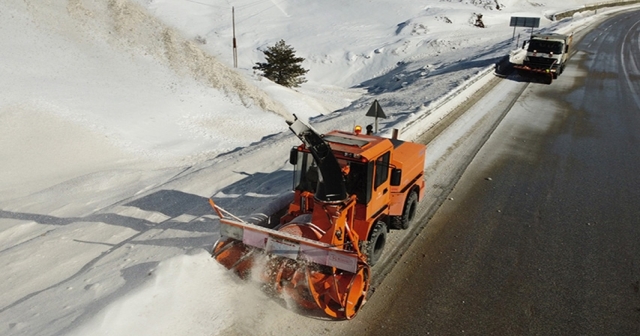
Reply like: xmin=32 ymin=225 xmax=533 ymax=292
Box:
xmin=343 ymin=9 xmax=640 ymax=335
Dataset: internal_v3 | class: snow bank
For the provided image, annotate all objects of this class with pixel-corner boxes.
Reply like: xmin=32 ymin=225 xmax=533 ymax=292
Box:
xmin=68 ymin=252 xmax=268 ymax=336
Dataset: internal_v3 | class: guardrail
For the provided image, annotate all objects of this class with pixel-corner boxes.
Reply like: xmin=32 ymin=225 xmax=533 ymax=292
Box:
xmin=400 ymin=0 xmax=640 ymax=138
xmin=551 ymin=0 xmax=640 ymax=20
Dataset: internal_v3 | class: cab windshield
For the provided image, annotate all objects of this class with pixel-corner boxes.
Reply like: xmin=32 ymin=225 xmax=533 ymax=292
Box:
xmin=528 ymin=40 xmax=563 ymax=54
xmin=292 ymin=151 xmax=372 ymax=204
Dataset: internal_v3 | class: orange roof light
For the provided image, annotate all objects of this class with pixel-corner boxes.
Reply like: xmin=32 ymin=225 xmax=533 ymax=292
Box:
xmin=354 ymin=125 xmax=362 ymax=135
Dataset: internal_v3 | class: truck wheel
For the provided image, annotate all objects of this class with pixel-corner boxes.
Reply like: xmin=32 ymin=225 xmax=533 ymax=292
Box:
xmin=365 ymin=221 xmax=387 ymax=267
xmin=391 ymin=191 xmax=418 ymax=230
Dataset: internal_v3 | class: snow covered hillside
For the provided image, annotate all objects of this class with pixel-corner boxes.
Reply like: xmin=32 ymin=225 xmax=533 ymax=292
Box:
xmin=0 ymin=0 xmax=628 ymax=335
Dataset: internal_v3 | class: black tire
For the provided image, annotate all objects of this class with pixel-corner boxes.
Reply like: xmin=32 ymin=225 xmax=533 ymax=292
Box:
xmin=390 ymin=191 xmax=418 ymax=230
xmin=365 ymin=221 xmax=387 ymax=267
xmin=546 ymin=75 xmax=553 ymax=84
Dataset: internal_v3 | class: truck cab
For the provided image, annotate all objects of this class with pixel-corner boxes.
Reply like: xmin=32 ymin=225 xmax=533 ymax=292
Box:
xmin=286 ymin=127 xmax=426 ymax=248
xmin=522 ymin=33 xmax=572 ymax=78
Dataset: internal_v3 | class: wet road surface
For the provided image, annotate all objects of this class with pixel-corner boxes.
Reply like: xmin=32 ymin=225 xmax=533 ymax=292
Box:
xmin=344 ymin=9 xmax=640 ymax=335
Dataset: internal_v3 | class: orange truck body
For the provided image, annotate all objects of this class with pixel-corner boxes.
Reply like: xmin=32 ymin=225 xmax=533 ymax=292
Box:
xmin=210 ymin=118 xmax=426 ymax=319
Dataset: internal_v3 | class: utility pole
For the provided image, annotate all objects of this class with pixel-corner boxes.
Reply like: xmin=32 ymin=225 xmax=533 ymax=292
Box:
xmin=232 ymin=7 xmax=238 ymax=68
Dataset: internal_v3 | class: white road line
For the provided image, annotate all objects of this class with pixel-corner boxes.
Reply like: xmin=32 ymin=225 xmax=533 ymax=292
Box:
xmin=620 ymin=19 xmax=640 ymax=109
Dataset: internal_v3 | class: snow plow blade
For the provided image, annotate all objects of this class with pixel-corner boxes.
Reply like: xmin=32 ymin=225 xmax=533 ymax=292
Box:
xmin=209 ymin=199 xmax=370 ymax=319
xmin=513 ymin=64 xmax=555 ymax=84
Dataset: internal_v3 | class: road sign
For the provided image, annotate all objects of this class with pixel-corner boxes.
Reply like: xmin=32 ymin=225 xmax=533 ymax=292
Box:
xmin=366 ymin=100 xmax=387 ymax=133
xmin=509 ymin=17 xmax=540 ymax=28
xmin=510 ymin=17 xmax=540 ymax=45
xmin=366 ymin=100 xmax=387 ymax=118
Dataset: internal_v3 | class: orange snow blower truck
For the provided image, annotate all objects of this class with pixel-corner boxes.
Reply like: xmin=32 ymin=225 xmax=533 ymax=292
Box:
xmin=209 ymin=117 xmax=426 ymax=319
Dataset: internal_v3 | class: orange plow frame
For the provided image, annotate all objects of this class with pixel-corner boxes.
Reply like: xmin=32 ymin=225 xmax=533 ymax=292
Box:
xmin=513 ymin=61 xmax=557 ymax=84
xmin=209 ymin=199 xmax=370 ymax=319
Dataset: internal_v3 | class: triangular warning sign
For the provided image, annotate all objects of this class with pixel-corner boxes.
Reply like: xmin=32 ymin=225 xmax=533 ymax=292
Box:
xmin=366 ymin=100 xmax=387 ymax=118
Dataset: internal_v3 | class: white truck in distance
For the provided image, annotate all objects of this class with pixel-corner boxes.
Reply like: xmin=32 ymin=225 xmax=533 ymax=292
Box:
xmin=512 ymin=33 xmax=573 ymax=84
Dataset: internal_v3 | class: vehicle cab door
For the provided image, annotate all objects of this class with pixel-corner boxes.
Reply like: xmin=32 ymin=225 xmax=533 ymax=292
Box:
xmin=368 ymin=151 xmax=392 ymax=219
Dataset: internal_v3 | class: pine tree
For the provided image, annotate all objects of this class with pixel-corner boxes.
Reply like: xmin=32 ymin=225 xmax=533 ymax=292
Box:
xmin=253 ymin=40 xmax=309 ymax=87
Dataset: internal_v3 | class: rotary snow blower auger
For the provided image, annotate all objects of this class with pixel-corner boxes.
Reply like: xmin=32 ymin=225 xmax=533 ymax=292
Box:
xmin=209 ymin=116 xmax=426 ymax=319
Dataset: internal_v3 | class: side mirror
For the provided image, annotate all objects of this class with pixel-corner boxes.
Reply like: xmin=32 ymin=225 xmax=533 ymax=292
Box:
xmin=289 ymin=147 xmax=298 ymax=165
xmin=390 ymin=168 xmax=402 ymax=186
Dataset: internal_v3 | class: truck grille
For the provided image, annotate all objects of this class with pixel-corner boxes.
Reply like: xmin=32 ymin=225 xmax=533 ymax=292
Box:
xmin=525 ymin=56 xmax=558 ymax=69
